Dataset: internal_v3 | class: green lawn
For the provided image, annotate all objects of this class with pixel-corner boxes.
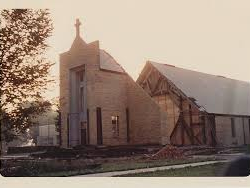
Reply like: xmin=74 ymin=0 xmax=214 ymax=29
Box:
xmin=44 ymin=158 xmax=222 ymax=177
xmin=117 ymin=162 xmax=228 ymax=177
xmin=1 ymin=157 xmax=219 ymax=177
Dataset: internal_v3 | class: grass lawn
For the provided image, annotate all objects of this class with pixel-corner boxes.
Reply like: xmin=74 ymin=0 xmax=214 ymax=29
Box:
xmin=117 ymin=162 xmax=229 ymax=177
xmin=45 ymin=158 xmax=195 ymax=176
xmin=43 ymin=158 xmax=222 ymax=177
xmin=1 ymin=157 xmax=220 ymax=177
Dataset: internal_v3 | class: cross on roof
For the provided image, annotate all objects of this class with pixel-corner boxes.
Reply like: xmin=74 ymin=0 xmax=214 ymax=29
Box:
xmin=75 ymin=18 xmax=81 ymax=37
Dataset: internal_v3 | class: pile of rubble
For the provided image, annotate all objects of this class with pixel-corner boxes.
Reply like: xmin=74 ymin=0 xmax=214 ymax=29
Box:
xmin=181 ymin=146 xmax=218 ymax=156
xmin=147 ymin=145 xmax=241 ymax=160
xmin=149 ymin=145 xmax=184 ymax=160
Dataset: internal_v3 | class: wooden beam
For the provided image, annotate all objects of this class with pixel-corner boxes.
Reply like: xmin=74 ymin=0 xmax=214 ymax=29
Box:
xmin=209 ymin=113 xmax=250 ymax=119
xmin=141 ymin=67 xmax=219 ymax=147
xmin=168 ymin=88 xmax=181 ymax=107
xmin=142 ymin=80 xmax=152 ymax=95
xmin=170 ymin=115 xmax=181 ymax=140
xmin=180 ymin=97 xmax=185 ymax=145
xmin=140 ymin=65 xmax=153 ymax=85
xmin=200 ymin=115 xmax=207 ymax=144
xmin=153 ymin=89 xmax=169 ymax=96
xmin=193 ymin=134 xmax=202 ymax=145
xmin=182 ymin=119 xmax=193 ymax=144
xmin=152 ymin=76 xmax=164 ymax=95
xmin=152 ymin=79 xmax=169 ymax=96
xmin=148 ymin=69 xmax=161 ymax=90
xmin=208 ymin=115 xmax=217 ymax=146
xmin=146 ymin=79 xmax=153 ymax=95
xmin=189 ymin=105 xmax=194 ymax=145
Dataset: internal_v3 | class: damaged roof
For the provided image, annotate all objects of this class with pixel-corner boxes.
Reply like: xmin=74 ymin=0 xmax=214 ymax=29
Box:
xmin=149 ymin=61 xmax=250 ymax=116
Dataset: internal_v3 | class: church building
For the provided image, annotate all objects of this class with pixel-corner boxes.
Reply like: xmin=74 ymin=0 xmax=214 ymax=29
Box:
xmin=137 ymin=61 xmax=250 ymax=146
xmin=59 ymin=19 xmax=167 ymax=148
xmin=60 ymin=19 xmax=250 ymax=148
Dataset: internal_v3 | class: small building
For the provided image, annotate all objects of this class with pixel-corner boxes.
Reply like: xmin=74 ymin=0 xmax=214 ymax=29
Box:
xmin=137 ymin=61 xmax=250 ymax=146
xmin=60 ymin=19 xmax=167 ymax=148
xmin=36 ymin=124 xmax=59 ymax=146
xmin=29 ymin=107 xmax=59 ymax=146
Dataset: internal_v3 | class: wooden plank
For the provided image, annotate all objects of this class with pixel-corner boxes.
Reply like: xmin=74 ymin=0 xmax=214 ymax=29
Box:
xmin=153 ymin=89 xmax=169 ymax=96
xmin=182 ymin=119 xmax=192 ymax=144
xmin=168 ymin=89 xmax=181 ymax=107
xmin=209 ymin=113 xmax=250 ymax=118
xmin=191 ymin=123 xmax=202 ymax=126
xmin=192 ymin=126 xmax=203 ymax=145
xmin=146 ymin=79 xmax=153 ymax=95
xmin=200 ymin=116 xmax=207 ymax=144
xmin=179 ymin=97 xmax=185 ymax=145
xmin=189 ymin=105 xmax=194 ymax=145
xmin=152 ymin=76 xmax=164 ymax=95
xmin=170 ymin=115 xmax=181 ymax=140
xmin=142 ymin=81 xmax=151 ymax=95
xmin=193 ymin=135 xmax=202 ymax=145
xmin=146 ymin=69 xmax=157 ymax=88
xmin=208 ymin=115 xmax=217 ymax=146
xmin=140 ymin=65 xmax=153 ymax=85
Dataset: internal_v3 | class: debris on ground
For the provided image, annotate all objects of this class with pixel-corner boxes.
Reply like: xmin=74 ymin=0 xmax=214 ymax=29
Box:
xmin=181 ymin=146 xmax=218 ymax=156
xmin=148 ymin=145 xmax=184 ymax=159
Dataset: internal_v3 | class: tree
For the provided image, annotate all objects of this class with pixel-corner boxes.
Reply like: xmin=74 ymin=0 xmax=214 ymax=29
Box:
xmin=0 ymin=9 xmax=54 ymax=145
xmin=53 ymin=98 xmax=61 ymax=146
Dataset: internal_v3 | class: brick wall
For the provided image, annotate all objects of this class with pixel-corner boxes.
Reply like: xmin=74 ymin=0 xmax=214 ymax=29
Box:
xmin=126 ymin=76 xmax=164 ymax=145
xmin=90 ymin=70 xmax=128 ymax=146
xmin=216 ymin=116 xmax=250 ymax=146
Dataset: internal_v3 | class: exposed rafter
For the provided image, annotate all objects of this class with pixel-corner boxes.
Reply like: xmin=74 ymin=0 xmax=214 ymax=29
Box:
xmin=139 ymin=65 xmax=218 ymax=146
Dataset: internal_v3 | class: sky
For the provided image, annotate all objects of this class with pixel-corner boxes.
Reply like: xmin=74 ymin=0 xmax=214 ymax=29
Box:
xmin=2 ymin=0 xmax=250 ymax=100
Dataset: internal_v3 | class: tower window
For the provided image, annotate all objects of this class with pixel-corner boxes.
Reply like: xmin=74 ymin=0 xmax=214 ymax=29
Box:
xmin=79 ymin=70 xmax=84 ymax=82
xmin=111 ymin=116 xmax=119 ymax=137
xmin=77 ymin=69 xmax=84 ymax=112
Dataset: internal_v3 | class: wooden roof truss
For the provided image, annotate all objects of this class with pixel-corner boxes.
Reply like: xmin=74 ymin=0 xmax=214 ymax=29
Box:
xmin=138 ymin=64 xmax=218 ymax=146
